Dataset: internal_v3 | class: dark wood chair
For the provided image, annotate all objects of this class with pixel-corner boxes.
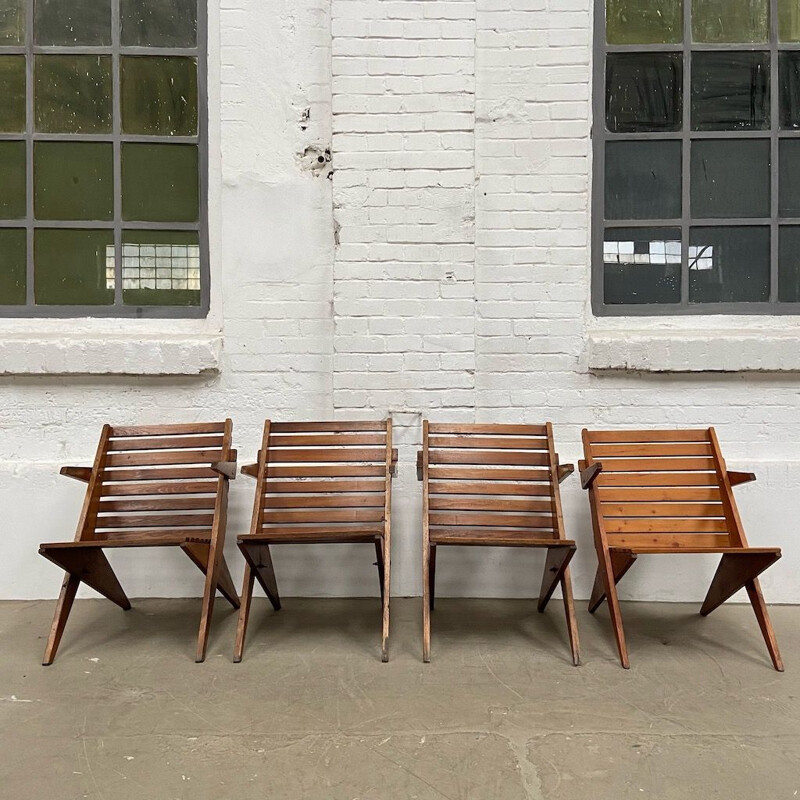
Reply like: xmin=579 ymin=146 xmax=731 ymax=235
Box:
xmin=580 ymin=427 xmax=783 ymax=671
xmin=39 ymin=421 xmax=240 ymax=665
xmin=418 ymin=421 xmax=580 ymax=664
xmin=234 ymin=420 xmax=396 ymax=662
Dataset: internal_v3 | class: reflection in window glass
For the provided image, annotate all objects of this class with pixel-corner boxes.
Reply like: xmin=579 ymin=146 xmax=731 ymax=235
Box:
xmin=0 ymin=141 xmax=26 ymax=219
xmin=692 ymin=0 xmax=769 ymax=44
xmin=779 ymin=140 xmax=800 ymax=217
xmin=689 ymin=226 xmax=770 ymax=303
xmin=606 ymin=0 xmax=682 ymax=44
xmin=0 ymin=56 xmax=26 ymax=133
xmin=34 ymin=0 xmax=111 ymax=46
xmin=121 ymin=0 xmax=197 ymax=47
xmin=0 ymin=0 xmax=25 ymax=45
xmin=692 ymin=52 xmax=770 ymax=131
xmin=0 ymin=228 xmax=26 ymax=305
xmin=779 ymin=226 xmax=800 ymax=301
xmin=604 ymin=228 xmax=682 ymax=304
xmin=606 ymin=53 xmax=683 ymax=132
xmin=779 ymin=0 xmax=800 ymax=42
xmin=780 ymin=52 xmax=800 ymax=129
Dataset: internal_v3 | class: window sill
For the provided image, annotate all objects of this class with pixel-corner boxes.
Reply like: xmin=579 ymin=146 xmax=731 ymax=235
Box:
xmin=0 ymin=331 xmax=222 ymax=375
xmin=586 ymin=327 xmax=800 ymax=373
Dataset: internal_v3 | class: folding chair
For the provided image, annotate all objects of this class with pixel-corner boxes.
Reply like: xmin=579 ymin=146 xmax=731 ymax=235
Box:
xmin=234 ymin=420 xmax=396 ymax=662
xmin=580 ymin=427 xmax=783 ymax=670
xmin=418 ymin=421 xmax=580 ymax=664
xmin=39 ymin=421 xmax=239 ymax=665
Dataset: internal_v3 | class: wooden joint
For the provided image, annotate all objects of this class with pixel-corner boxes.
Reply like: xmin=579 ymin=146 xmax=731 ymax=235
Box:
xmin=416 ymin=450 xmax=423 ymax=482
xmin=557 ymin=463 xmax=575 ymax=484
xmin=580 ymin=461 xmax=603 ymax=490
xmin=390 ymin=447 xmax=399 ymax=477
xmin=60 ymin=466 xmax=93 ymax=483
xmin=211 ymin=461 xmax=237 ymax=479
xmin=728 ymin=471 xmax=756 ymax=486
xmin=240 ymin=463 xmax=259 ymax=479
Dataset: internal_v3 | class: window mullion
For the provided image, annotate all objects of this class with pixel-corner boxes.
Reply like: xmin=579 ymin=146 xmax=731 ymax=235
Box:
xmin=24 ymin=0 xmax=34 ymax=306
xmin=681 ymin=0 xmax=692 ymax=308
xmin=771 ymin=0 xmax=780 ymax=303
xmin=112 ymin=0 xmax=122 ymax=307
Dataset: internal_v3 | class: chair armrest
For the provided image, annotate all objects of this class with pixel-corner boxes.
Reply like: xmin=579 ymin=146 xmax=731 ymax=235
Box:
xmin=728 ymin=471 xmax=756 ymax=486
xmin=557 ymin=463 xmax=575 ymax=484
xmin=391 ymin=448 xmax=398 ymax=477
xmin=240 ymin=463 xmax=259 ymax=479
xmin=60 ymin=466 xmax=92 ymax=483
xmin=211 ymin=459 xmax=237 ymax=479
xmin=416 ymin=450 xmax=423 ymax=481
xmin=580 ymin=462 xmax=603 ymax=490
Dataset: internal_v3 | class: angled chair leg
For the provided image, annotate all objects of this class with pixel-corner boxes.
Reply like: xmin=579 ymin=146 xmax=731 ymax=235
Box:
xmin=42 ymin=574 xmax=81 ymax=666
xmin=380 ymin=536 xmax=390 ymax=663
xmin=374 ymin=538 xmax=385 ymax=605
xmin=560 ymin=568 xmax=581 ymax=667
xmin=700 ymin=551 xmax=780 ymax=616
xmin=746 ymin=579 xmax=784 ymax=672
xmin=422 ymin=543 xmax=432 ymax=663
xmin=537 ymin=544 xmax=575 ymax=612
xmin=195 ymin=540 xmax=222 ymax=663
xmin=40 ymin=547 xmax=131 ymax=610
xmin=181 ymin=542 xmax=240 ymax=609
xmin=597 ymin=550 xmax=631 ymax=669
xmin=233 ymin=563 xmax=256 ymax=663
xmin=247 ymin=544 xmax=281 ymax=611
xmin=588 ymin=551 xmax=637 ymax=614
xmin=429 ymin=545 xmax=436 ymax=611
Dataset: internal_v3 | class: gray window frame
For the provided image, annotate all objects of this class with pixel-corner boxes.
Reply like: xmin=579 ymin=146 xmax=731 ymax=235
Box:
xmin=0 ymin=0 xmax=209 ymax=318
xmin=592 ymin=0 xmax=800 ymax=316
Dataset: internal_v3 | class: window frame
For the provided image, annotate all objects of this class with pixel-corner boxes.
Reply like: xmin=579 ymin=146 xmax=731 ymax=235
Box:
xmin=592 ymin=0 xmax=800 ymax=316
xmin=0 ymin=0 xmax=209 ymax=319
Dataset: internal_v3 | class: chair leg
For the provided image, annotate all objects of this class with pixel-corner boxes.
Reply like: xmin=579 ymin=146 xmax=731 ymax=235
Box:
xmin=589 ymin=551 xmax=637 ymax=614
xmin=537 ymin=545 xmax=575 ymax=612
xmin=429 ymin=545 xmax=436 ymax=611
xmin=380 ymin=536 xmax=391 ymax=663
xmin=700 ymin=551 xmax=780 ymax=616
xmin=422 ymin=542 xmax=432 ymax=663
xmin=746 ymin=579 xmax=784 ymax=672
xmin=560 ymin=568 xmax=581 ymax=667
xmin=249 ymin=544 xmax=281 ymax=611
xmin=374 ymin=539 xmax=385 ymax=605
xmin=195 ymin=540 xmax=222 ymax=663
xmin=233 ymin=563 xmax=256 ymax=663
xmin=42 ymin=574 xmax=80 ymax=666
xmin=181 ymin=542 xmax=240 ymax=609
xmin=597 ymin=550 xmax=630 ymax=669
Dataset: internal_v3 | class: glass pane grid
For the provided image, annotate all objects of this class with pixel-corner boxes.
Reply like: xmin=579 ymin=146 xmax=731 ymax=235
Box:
xmin=595 ymin=0 xmax=800 ymax=314
xmin=0 ymin=0 xmax=205 ymax=316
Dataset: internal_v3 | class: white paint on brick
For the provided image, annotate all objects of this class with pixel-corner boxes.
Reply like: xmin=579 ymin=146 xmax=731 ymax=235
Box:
xmin=2 ymin=0 xmax=799 ymax=606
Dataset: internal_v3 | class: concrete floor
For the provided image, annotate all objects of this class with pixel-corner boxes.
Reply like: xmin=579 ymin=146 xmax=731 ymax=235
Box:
xmin=0 ymin=597 xmax=798 ymax=800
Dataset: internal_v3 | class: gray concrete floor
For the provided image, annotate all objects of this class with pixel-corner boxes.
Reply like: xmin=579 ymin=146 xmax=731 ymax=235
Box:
xmin=0 ymin=597 xmax=798 ymax=799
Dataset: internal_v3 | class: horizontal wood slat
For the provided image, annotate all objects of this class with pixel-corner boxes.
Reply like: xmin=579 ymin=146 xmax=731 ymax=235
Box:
xmin=267 ymin=434 xmax=385 ymax=447
xmin=105 ymin=449 xmax=224 ymax=468
xmin=429 ymin=511 xmax=554 ymax=529
xmin=597 ymin=458 xmax=716 ymax=473
xmin=110 ymin=422 xmax=226 ymax=437
xmin=92 ymin=530 xmax=213 ymax=543
xmin=429 ymin=527 xmax=559 ymax=545
xmin=96 ymin=513 xmax=215 ymax=529
xmin=428 ymin=423 xmax=547 ymax=436
xmin=429 ymin=451 xmax=550 ymax=467
xmin=266 ymin=465 xmax=386 ymax=478
xmin=587 ymin=430 xmax=710 ymax=444
xmin=607 ymin=533 xmax=730 ymax=549
xmin=428 ymin=436 xmax=549 ymax=450
xmin=604 ymin=518 xmax=729 ymax=534
xmin=601 ymin=502 xmax=725 ymax=518
xmin=590 ymin=443 xmax=713 ymax=458
xmin=269 ymin=421 xmax=387 ymax=433
xmin=261 ymin=508 xmax=384 ymax=524
xmin=596 ymin=487 xmax=722 ymax=502
xmin=264 ymin=495 xmax=385 ymax=509
xmin=101 ymin=466 xmax=222 ymax=482
xmin=246 ymin=526 xmax=381 ymax=542
xmin=595 ymin=472 xmax=720 ymax=487
xmin=429 ymin=496 xmax=553 ymax=513
xmin=265 ymin=448 xmax=386 ymax=463
xmin=107 ymin=435 xmax=224 ymax=452
xmin=427 ymin=467 xmax=551 ymax=482
xmin=264 ymin=479 xmax=385 ymax=494
xmin=100 ymin=480 xmax=220 ymax=496
xmin=429 ymin=481 xmax=553 ymax=496
xmin=98 ymin=497 xmax=218 ymax=512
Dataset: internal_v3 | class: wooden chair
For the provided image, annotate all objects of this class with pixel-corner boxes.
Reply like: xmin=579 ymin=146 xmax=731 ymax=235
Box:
xmin=234 ymin=420 xmax=396 ymax=662
xmin=580 ymin=427 xmax=783 ymax=671
xmin=39 ymin=421 xmax=240 ymax=665
xmin=418 ymin=421 xmax=580 ymax=664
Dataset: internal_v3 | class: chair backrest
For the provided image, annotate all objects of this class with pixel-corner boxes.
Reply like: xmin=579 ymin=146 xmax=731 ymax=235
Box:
xmin=79 ymin=421 xmax=234 ymax=543
xmin=422 ymin=421 xmax=567 ymax=541
xmin=581 ymin=428 xmax=744 ymax=550
xmin=251 ymin=420 xmax=393 ymax=539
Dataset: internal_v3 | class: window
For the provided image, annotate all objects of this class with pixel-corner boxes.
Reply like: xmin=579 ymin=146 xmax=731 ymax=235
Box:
xmin=0 ymin=0 xmax=207 ymax=317
xmin=593 ymin=0 xmax=800 ymax=315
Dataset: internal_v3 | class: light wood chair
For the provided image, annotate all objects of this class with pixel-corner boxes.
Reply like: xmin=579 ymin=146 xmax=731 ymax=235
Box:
xmin=580 ymin=427 xmax=783 ymax=670
xmin=418 ymin=421 xmax=580 ymax=664
xmin=39 ymin=421 xmax=239 ymax=665
xmin=234 ymin=420 xmax=396 ymax=662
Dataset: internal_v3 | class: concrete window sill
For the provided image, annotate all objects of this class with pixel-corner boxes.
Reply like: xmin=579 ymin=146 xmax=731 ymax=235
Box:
xmin=586 ymin=329 xmax=800 ymax=373
xmin=0 ymin=332 xmax=222 ymax=375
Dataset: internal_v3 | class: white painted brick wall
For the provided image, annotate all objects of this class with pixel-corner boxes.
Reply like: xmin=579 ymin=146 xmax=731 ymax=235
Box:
xmin=1 ymin=0 xmax=798 ymax=605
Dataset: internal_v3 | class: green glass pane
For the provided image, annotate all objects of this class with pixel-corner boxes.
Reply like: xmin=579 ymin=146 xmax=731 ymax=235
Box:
xmin=779 ymin=226 xmax=800 ymax=301
xmin=35 ymin=55 xmax=112 ymax=134
xmin=34 ymin=0 xmax=111 ymax=45
xmin=122 ymin=230 xmax=200 ymax=306
xmin=0 ymin=141 xmax=26 ymax=219
xmin=692 ymin=0 xmax=769 ymax=43
xmin=34 ymin=142 xmax=114 ymax=221
xmin=0 ymin=228 xmax=26 ymax=305
xmin=121 ymin=0 xmax=197 ymax=47
xmin=606 ymin=0 xmax=682 ymax=44
xmin=122 ymin=143 xmax=198 ymax=222
xmin=779 ymin=140 xmax=800 ymax=216
xmin=34 ymin=228 xmax=114 ymax=305
xmin=779 ymin=0 xmax=800 ymax=41
xmin=0 ymin=56 xmax=25 ymax=133
xmin=121 ymin=57 xmax=198 ymax=136
xmin=0 ymin=0 xmax=25 ymax=45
